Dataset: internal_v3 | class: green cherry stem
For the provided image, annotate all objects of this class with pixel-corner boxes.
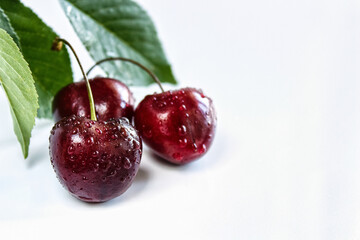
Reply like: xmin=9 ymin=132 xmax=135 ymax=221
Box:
xmin=52 ymin=37 xmax=97 ymax=121
xmin=86 ymin=57 xmax=165 ymax=93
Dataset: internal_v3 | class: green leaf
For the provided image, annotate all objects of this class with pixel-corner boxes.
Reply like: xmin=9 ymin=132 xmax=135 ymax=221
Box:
xmin=0 ymin=8 xmax=20 ymax=48
xmin=0 ymin=0 xmax=73 ymax=119
xmin=0 ymin=29 xmax=38 ymax=158
xmin=60 ymin=0 xmax=176 ymax=86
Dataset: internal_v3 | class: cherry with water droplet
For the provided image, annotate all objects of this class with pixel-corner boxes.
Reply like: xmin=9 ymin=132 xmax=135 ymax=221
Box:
xmin=88 ymin=57 xmax=217 ymax=164
xmin=89 ymin=57 xmax=217 ymax=165
xmin=49 ymin=38 xmax=142 ymax=202
xmin=135 ymin=88 xmax=216 ymax=164
xmin=49 ymin=115 xmax=142 ymax=202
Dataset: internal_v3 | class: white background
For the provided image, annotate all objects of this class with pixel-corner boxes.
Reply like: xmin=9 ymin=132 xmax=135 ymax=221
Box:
xmin=0 ymin=0 xmax=359 ymax=239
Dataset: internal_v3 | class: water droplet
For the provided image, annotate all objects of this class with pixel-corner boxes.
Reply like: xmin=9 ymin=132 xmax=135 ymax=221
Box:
xmin=92 ymin=150 xmax=99 ymax=157
xmin=81 ymin=160 xmax=86 ymax=165
xmin=108 ymin=170 xmax=116 ymax=176
xmin=192 ymin=143 xmax=198 ymax=152
xmin=94 ymin=163 xmax=99 ymax=172
xmin=122 ymin=117 xmax=130 ymax=124
xmin=199 ymin=144 xmax=207 ymax=153
xmin=178 ymin=125 xmax=187 ymax=135
xmin=84 ymin=122 xmax=91 ymax=128
xmin=69 ymin=155 xmax=76 ymax=161
xmin=172 ymin=152 xmax=183 ymax=161
xmin=72 ymin=128 xmax=79 ymax=134
xmin=185 ymin=113 xmax=190 ymax=118
xmin=82 ymin=176 xmax=88 ymax=180
xmin=133 ymin=140 xmax=140 ymax=149
xmin=67 ymin=145 xmax=75 ymax=154
xmin=178 ymin=138 xmax=188 ymax=148
xmin=86 ymin=136 xmax=94 ymax=145
xmin=77 ymin=143 xmax=81 ymax=148
xmin=111 ymin=134 xmax=118 ymax=140
xmin=95 ymin=128 xmax=102 ymax=134
xmin=179 ymin=104 xmax=186 ymax=111
xmin=120 ymin=128 xmax=128 ymax=137
xmin=123 ymin=157 xmax=132 ymax=169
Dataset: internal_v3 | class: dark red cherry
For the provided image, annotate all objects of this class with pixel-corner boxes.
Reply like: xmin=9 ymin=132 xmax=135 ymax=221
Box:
xmin=53 ymin=77 xmax=134 ymax=122
xmin=134 ymin=88 xmax=216 ymax=165
xmin=49 ymin=115 xmax=142 ymax=202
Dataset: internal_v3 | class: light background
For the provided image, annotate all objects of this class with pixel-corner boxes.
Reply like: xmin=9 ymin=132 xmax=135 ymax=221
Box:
xmin=0 ymin=0 xmax=360 ymax=239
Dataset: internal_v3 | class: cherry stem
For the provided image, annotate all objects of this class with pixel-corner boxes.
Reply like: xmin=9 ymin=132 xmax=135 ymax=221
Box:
xmin=52 ymin=37 xmax=97 ymax=121
xmin=86 ymin=57 xmax=165 ymax=93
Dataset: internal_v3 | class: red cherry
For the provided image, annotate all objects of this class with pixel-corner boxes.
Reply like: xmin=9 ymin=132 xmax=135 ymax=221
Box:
xmin=53 ymin=77 xmax=134 ymax=121
xmin=134 ymin=88 xmax=216 ymax=164
xmin=50 ymin=38 xmax=142 ymax=202
xmin=49 ymin=116 xmax=142 ymax=202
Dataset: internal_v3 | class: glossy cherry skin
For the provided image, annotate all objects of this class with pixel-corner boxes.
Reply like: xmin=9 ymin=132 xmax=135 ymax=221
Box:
xmin=53 ymin=77 xmax=135 ymax=122
xmin=134 ymin=88 xmax=216 ymax=164
xmin=49 ymin=115 xmax=142 ymax=202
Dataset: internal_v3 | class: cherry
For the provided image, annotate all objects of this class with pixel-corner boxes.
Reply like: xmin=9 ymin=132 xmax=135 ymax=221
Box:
xmin=49 ymin=38 xmax=142 ymax=202
xmin=134 ymin=88 xmax=216 ymax=164
xmin=53 ymin=77 xmax=134 ymax=122
xmin=49 ymin=116 xmax=142 ymax=202
xmin=84 ymin=57 xmax=216 ymax=164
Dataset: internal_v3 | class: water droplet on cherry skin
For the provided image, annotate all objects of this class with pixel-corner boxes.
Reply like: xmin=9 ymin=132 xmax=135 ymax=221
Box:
xmin=199 ymin=144 xmax=207 ymax=154
xmin=192 ymin=143 xmax=198 ymax=152
xmin=132 ymin=140 xmax=140 ymax=149
xmin=69 ymin=155 xmax=76 ymax=161
xmin=178 ymin=125 xmax=187 ymax=135
xmin=123 ymin=157 xmax=132 ymax=169
xmin=179 ymin=104 xmax=186 ymax=111
xmin=84 ymin=122 xmax=91 ymax=128
xmin=178 ymin=138 xmax=188 ymax=148
xmin=92 ymin=150 xmax=99 ymax=157
xmin=120 ymin=128 xmax=128 ymax=137
xmin=67 ymin=145 xmax=75 ymax=154
xmin=86 ymin=136 xmax=94 ymax=145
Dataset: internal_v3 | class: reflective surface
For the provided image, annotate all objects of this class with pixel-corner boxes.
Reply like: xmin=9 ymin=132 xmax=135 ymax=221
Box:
xmin=135 ymin=88 xmax=216 ymax=164
xmin=53 ymin=77 xmax=135 ymax=121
